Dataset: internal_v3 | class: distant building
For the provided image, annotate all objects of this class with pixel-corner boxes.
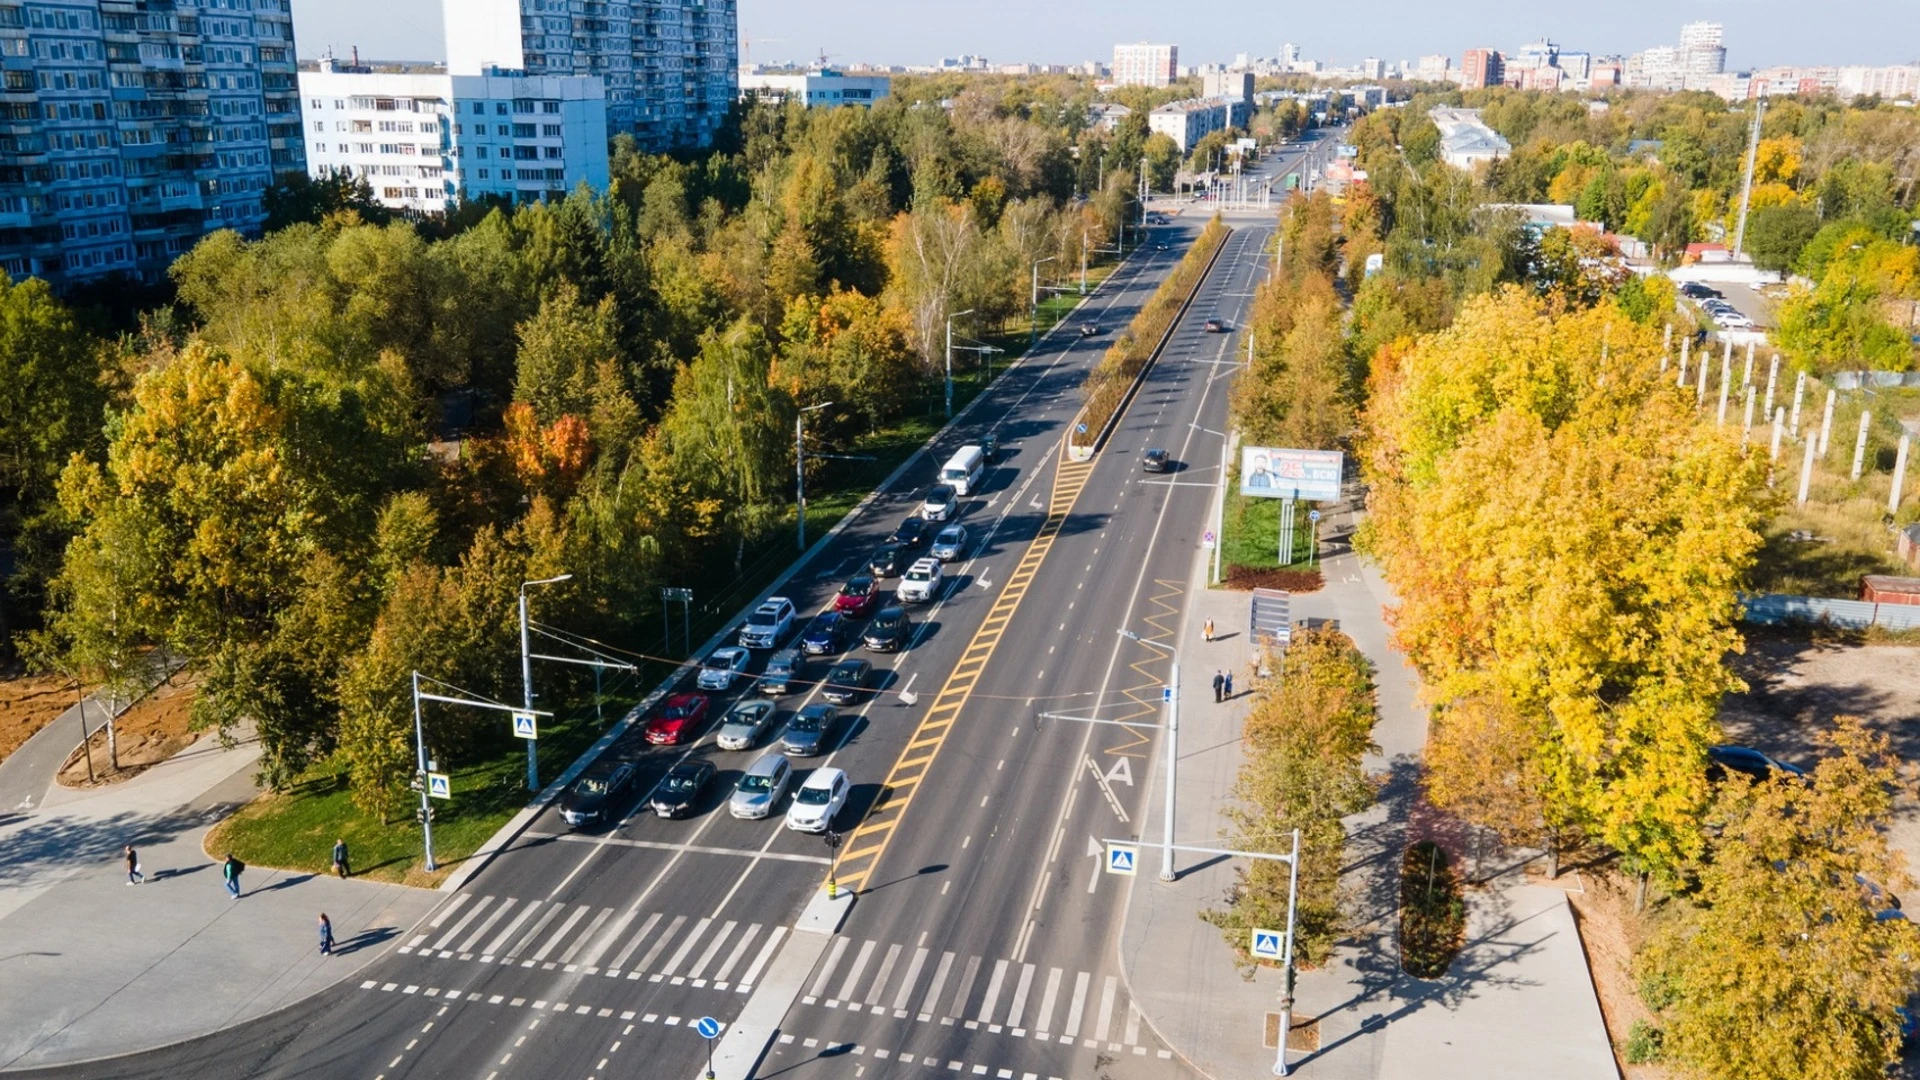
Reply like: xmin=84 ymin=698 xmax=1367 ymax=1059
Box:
xmin=1148 ymin=99 xmax=1228 ymax=153
xmin=300 ymin=65 xmax=609 ymax=216
xmin=1414 ymin=55 xmax=1453 ymax=82
xmin=1429 ymin=107 xmax=1511 ymax=170
xmin=1461 ymin=48 xmax=1504 ymax=89
xmin=1628 ymin=21 xmax=1726 ymax=91
xmin=1360 ymin=57 xmax=1385 ymax=81
xmin=1749 ymin=66 xmax=1841 ymax=99
xmin=1838 ymin=64 xmax=1920 ymax=99
xmin=739 ymin=70 xmax=890 ymax=108
xmin=1678 ymin=21 xmax=1726 ymax=75
xmin=1589 ymin=59 xmax=1625 ymax=89
xmin=1202 ymin=71 xmax=1255 ymax=108
xmin=1088 ymin=103 xmax=1134 ymax=132
xmin=1113 ymin=43 xmax=1179 ymax=88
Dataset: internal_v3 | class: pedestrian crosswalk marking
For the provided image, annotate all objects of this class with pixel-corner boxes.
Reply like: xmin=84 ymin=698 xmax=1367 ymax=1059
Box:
xmin=659 ymin=916 xmax=711 ymax=977
xmin=714 ymin=923 xmax=760 ymax=985
xmin=808 ymin=936 xmax=849 ymax=1001
xmin=687 ymin=920 xmax=736 ymax=981
xmin=740 ymin=926 xmax=786 ymax=987
xmin=1034 ymin=967 xmax=1062 ymax=1033
xmin=532 ymin=905 xmax=589 ymax=962
xmin=866 ymin=943 xmax=903 ymax=1006
xmin=559 ymin=908 xmax=613 ymax=965
xmin=636 ymin=914 xmax=687 ymax=973
xmin=1006 ymin=964 xmax=1035 ymax=1029
xmin=838 ymin=939 xmax=877 ymax=1002
xmin=977 ymin=959 xmax=1009 ymax=1024
xmin=430 ymin=895 xmax=491 ymax=951
xmin=608 ymin=911 xmax=662 ymax=972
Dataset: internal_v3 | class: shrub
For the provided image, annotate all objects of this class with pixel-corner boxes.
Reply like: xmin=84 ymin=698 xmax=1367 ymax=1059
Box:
xmin=1399 ymin=840 xmax=1465 ymax=978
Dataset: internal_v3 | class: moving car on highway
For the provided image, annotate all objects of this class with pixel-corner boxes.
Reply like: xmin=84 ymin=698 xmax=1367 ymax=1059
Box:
xmin=781 ymin=703 xmax=841 ymax=756
xmin=645 ymin=693 xmax=710 ymax=746
xmin=738 ymin=597 xmax=796 ymax=649
xmin=558 ymin=759 xmax=637 ymax=828
xmin=822 ymin=659 xmax=872 ymax=705
xmin=785 ymin=767 xmax=850 ymax=833
xmin=800 ymin=612 xmax=849 ymax=655
xmin=868 ymin=543 xmax=906 ymax=578
xmin=759 ymin=648 xmax=800 ymax=695
xmin=920 ymin=484 xmax=958 ymax=522
xmin=863 ymin=606 xmax=911 ymax=652
xmin=648 ymin=759 xmax=715 ymax=819
xmin=898 ymin=558 xmax=942 ymax=603
xmin=696 ymin=647 xmax=751 ymax=691
xmin=1141 ymin=448 xmax=1171 ymax=473
xmin=835 ymin=575 xmax=881 ymax=616
xmin=716 ymin=698 xmax=778 ymax=750
xmin=888 ymin=516 xmax=933 ymax=550
xmin=931 ymin=524 xmax=968 ymax=562
xmin=1203 ymin=318 xmax=1227 ymax=333
xmin=728 ymin=753 xmax=793 ymax=819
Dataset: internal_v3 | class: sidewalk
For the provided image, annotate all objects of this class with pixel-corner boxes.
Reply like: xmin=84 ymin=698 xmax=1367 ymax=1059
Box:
xmin=1115 ymin=500 xmax=1617 ymax=1080
xmin=0 ymin=725 xmax=439 ymax=1070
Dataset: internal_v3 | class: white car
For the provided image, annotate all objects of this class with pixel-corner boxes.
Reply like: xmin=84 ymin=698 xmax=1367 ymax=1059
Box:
xmin=697 ymin=647 xmax=751 ymax=691
xmin=898 ymin=558 xmax=942 ymax=603
xmin=785 ymin=767 xmax=850 ymax=833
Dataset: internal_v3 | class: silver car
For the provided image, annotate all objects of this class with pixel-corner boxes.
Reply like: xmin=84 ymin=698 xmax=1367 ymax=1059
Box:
xmin=930 ymin=525 xmax=968 ymax=562
xmin=716 ymin=699 xmax=777 ymax=751
xmin=729 ymin=753 xmax=793 ymax=819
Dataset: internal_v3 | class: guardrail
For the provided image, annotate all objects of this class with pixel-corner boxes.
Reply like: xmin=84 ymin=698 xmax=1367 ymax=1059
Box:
xmin=1741 ymin=593 xmax=1920 ymax=631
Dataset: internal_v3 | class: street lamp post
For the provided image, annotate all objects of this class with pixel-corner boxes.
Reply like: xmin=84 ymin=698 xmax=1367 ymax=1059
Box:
xmin=410 ymin=671 xmax=436 ymax=872
xmin=1030 ymin=256 xmax=1057 ymax=346
xmin=518 ymin=572 xmax=572 ymax=791
xmin=796 ymin=401 xmax=835 ymax=549
xmin=944 ymin=310 xmax=973 ymax=420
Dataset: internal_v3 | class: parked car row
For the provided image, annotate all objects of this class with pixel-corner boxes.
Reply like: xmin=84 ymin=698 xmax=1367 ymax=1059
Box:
xmin=1679 ymin=282 xmax=1757 ymax=331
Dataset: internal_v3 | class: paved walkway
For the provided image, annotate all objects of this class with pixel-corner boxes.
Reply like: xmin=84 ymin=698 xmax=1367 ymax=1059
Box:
xmin=1116 ymin=499 xmax=1616 ymax=1080
xmin=0 ymin=724 xmax=439 ymax=1070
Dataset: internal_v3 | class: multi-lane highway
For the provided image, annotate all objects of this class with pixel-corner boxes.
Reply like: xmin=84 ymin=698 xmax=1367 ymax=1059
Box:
xmin=22 ymin=137 xmax=1324 ymax=1080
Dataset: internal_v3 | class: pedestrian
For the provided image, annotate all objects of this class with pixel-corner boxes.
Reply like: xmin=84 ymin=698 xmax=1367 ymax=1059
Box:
xmin=124 ymin=844 xmax=144 ymax=885
xmin=1212 ymin=670 xmax=1224 ymax=703
xmin=332 ymin=838 xmax=350 ymax=879
xmin=222 ymin=852 xmax=243 ymax=899
xmin=1203 ymin=617 xmax=1214 ymax=643
xmin=1224 ymin=670 xmax=1234 ymax=699
xmin=318 ymin=913 xmax=334 ymax=957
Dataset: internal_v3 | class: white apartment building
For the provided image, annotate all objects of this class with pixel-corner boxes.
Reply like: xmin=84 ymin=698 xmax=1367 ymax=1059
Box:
xmin=0 ymin=0 xmax=304 ymax=287
xmin=445 ymin=0 xmax=736 ymax=152
xmin=1113 ymin=42 xmax=1177 ymax=88
xmin=1413 ymin=55 xmax=1452 ymax=82
xmin=1837 ymin=64 xmax=1920 ymax=100
xmin=300 ymin=66 xmax=608 ymax=216
xmin=737 ymin=69 xmax=889 ymax=108
xmin=1148 ymin=98 xmax=1226 ymax=154
xmin=1677 ymin=21 xmax=1726 ymax=75
xmin=1430 ymin=107 xmax=1511 ymax=171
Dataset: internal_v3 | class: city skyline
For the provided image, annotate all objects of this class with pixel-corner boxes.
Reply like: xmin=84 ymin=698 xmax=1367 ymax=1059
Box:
xmin=293 ymin=0 xmax=1919 ymax=69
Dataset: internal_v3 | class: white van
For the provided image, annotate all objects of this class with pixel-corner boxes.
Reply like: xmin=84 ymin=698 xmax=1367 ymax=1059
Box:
xmin=941 ymin=445 xmax=986 ymax=496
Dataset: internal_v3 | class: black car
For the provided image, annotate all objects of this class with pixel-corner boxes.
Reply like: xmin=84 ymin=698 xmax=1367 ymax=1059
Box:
xmin=558 ymin=759 xmax=637 ymax=828
xmin=868 ymin=542 xmax=907 ymax=578
xmin=822 ymin=658 xmax=873 ymax=704
xmin=781 ymin=703 xmax=840 ymax=756
xmin=1079 ymin=322 xmax=1100 ymax=337
xmin=648 ymin=759 xmax=716 ymax=818
xmin=1706 ymin=745 xmax=1808 ymax=784
xmin=889 ymin=516 xmax=933 ymax=549
xmin=1202 ymin=318 xmax=1227 ymax=333
xmin=981 ymin=432 xmax=998 ymax=461
xmin=863 ymin=606 xmax=912 ymax=652
xmin=1141 ymin=448 xmax=1171 ymax=473
xmin=800 ymin=612 xmax=848 ymax=655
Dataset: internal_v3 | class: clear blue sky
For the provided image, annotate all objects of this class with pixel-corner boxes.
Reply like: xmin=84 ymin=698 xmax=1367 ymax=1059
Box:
xmin=294 ymin=0 xmax=1918 ymax=69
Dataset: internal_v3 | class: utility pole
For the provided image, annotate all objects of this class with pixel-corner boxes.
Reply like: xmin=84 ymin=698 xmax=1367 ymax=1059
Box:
xmin=1080 ymin=228 xmax=1088 ymax=295
xmin=518 ymin=573 xmax=572 ymax=791
xmin=1732 ymin=98 xmax=1766 ymax=261
xmin=1273 ymin=828 xmax=1303 ymax=1077
xmin=945 ymin=310 xmax=973 ymax=419
xmin=410 ymin=672 xmax=435 ymax=872
xmin=1160 ymin=663 xmax=1179 ymax=882
xmin=1031 ymin=257 xmax=1057 ymax=346
xmin=796 ymin=401 xmax=834 ymax=548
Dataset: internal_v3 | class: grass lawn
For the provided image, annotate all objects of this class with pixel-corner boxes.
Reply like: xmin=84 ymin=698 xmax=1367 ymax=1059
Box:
xmin=1218 ymin=482 xmax=1320 ymax=576
xmin=205 ymin=258 xmax=1129 ymax=890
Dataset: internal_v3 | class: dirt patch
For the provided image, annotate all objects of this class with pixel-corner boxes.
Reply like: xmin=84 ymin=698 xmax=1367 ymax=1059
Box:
xmin=57 ymin=673 xmax=201 ymax=788
xmin=1559 ymin=864 xmax=1678 ymax=1080
xmin=1223 ymin=566 xmax=1325 ymax=592
xmin=0 ymin=668 xmax=86 ymax=762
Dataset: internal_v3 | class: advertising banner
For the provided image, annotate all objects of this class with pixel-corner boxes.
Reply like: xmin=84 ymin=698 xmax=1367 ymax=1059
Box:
xmin=1240 ymin=447 xmax=1343 ymax=501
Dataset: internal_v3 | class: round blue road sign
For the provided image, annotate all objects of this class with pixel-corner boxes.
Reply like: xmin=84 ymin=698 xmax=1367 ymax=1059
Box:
xmin=696 ymin=1016 xmax=722 ymax=1039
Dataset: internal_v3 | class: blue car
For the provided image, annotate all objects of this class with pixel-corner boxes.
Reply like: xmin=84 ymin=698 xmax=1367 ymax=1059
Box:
xmin=800 ymin=612 xmax=848 ymax=655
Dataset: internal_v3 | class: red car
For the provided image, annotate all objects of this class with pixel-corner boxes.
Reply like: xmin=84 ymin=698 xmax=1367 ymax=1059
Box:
xmin=834 ymin=575 xmax=880 ymax=617
xmin=645 ymin=693 xmax=710 ymax=745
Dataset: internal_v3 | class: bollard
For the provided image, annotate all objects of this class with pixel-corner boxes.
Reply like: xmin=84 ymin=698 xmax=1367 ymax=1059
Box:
xmin=1892 ymin=435 xmax=1912 ymax=516
xmin=1819 ymin=390 xmax=1836 ymax=457
xmin=1852 ymin=410 xmax=1872 ymax=481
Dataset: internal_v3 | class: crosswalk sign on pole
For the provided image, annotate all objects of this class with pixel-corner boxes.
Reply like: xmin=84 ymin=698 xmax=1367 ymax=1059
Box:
xmin=1105 ymin=843 xmax=1138 ymax=876
xmin=427 ymin=772 xmax=451 ymax=800
xmin=1250 ymin=927 xmax=1284 ymax=961
xmin=512 ymin=712 xmax=538 ymax=740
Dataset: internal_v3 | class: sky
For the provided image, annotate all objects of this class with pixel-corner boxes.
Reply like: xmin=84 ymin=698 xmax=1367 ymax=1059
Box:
xmin=294 ymin=0 xmax=1919 ymax=70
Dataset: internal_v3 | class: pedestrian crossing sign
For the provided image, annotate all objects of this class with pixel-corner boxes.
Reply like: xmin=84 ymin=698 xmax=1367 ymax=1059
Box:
xmin=512 ymin=712 xmax=538 ymax=740
xmin=1105 ymin=843 xmax=1138 ymax=876
xmin=427 ymin=772 xmax=451 ymax=800
xmin=1251 ymin=928 xmax=1284 ymax=961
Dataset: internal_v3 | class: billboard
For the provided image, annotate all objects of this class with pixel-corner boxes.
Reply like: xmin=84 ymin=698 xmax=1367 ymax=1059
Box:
xmin=1240 ymin=447 xmax=1343 ymax=501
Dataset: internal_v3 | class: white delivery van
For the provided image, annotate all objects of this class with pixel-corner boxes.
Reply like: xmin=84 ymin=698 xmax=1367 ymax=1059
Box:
xmin=941 ymin=445 xmax=986 ymax=496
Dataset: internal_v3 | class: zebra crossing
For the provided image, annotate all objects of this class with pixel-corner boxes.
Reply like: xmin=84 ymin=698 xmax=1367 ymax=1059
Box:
xmin=396 ymin=893 xmax=788 ymax=994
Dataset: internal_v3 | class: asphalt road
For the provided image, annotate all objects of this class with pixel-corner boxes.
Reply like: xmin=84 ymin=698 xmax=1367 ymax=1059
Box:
xmin=16 ymin=139 xmax=1315 ymax=1080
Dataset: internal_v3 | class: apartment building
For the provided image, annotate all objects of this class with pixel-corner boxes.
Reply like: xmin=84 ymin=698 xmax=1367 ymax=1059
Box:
xmin=445 ymin=0 xmax=736 ymax=152
xmin=1112 ymin=42 xmax=1176 ymax=88
xmin=1461 ymin=48 xmax=1503 ymax=89
xmin=299 ymin=63 xmax=608 ymax=215
xmin=0 ymin=0 xmax=303 ymax=287
xmin=737 ymin=68 xmax=889 ymax=108
xmin=1148 ymin=98 xmax=1226 ymax=154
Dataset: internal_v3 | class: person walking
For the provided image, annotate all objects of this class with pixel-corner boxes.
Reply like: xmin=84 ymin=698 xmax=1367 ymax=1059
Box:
xmin=1212 ymin=670 xmax=1224 ymax=703
xmin=318 ymin=913 xmax=334 ymax=957
xmin=124 ymin=844 xmax=144 ymax=885
xmin=332 ymin=838 xmax=350 ymax=879
xmin=1224 ymin=670 xmax=1234 ymax=699
xmin=1203 ymin=617 xmax=1215 ymax=643
xmin=222 ymin=853 xmax=243 ymax=899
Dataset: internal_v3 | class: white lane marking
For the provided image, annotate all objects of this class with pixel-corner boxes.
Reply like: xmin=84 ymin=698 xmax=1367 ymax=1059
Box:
xmin=1085 ymin=756 xmax=1130 ymax=823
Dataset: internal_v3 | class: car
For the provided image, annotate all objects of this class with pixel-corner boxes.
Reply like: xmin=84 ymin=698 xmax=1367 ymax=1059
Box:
xmin=930 ymin=524 xmax=969 ymax=562
xmin=645 ymin=693 xmax=710 ymax=746
xmin=888 ymin=516 xmax=933 ymax=550
xmin=898 ymin=558 xmax=943 ymax=603
xmin=862 ymin=607 xmax=911 ymax=652
xmin=1079 ymin=322 xmax=1100 ymax=337
xmin=557 ymin=760 xmax=637 ymax=828
xmin=649 ymin=759 xmax=716 ymax=819
xmin=1203 ymin=318 xmax=1227 ymax=333
xmin=868 ymin=543 xmax=907 ymax=578
xmin=1678 ymin=282 xmax=1716 ymax=299
xmin=920 ymin=484 xmax=959 ymax=522
xmin=834 ymin=575 xmax=881 ymax=616
xmin=981 ymin=432 xmax=998 ymax=462
xmin=1141 ymin=448 xmax=1171 ymax=473
xmin=696 ymin=647 xmax=751 ymax=691
xmin=785 ymin=767 xmax=851 ymax=833
xmin=758 ymin=649 xmax=800 ymax=695
xmin=728 ymin=753 xmax=793 ymax=819
xmin=716 ymin=698 xmax=778 ymax=750
xmin=822 ymin=659 xmax=872 ymax=705
xmin=738 ymin=597 xmax=796 ymax=649
xmin=798 ymin=612 xmax=847 ymax=655
xmin=1706 ymin=745 xmax=1808 ymax=784
xmin=782 ymin=703 xmax=841 ymax=756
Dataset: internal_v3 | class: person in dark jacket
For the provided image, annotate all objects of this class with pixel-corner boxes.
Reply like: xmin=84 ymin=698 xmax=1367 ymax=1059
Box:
xmin=332 ymin=839 xmax=350 ymax=879
xmin=1212 ymin=671 xmax=1225 ymax=703
xmin=222 ymin=853 xmax=242 ymax=898
xmin=125 ymin=844 xmax=143 ymax=885
xmin=318 ymin=913 xmax=334 ymax=956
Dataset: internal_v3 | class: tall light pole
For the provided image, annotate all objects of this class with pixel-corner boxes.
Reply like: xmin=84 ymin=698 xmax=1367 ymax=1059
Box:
xmin=944 ymin=309 xmax=973 ymax=419
xmin=411 ymin=671 xmax=436 ymax=871
xmin=795 ymin=400 xmax=834 ymax=549
xmin=518 ymin=572 xmax=572 ymax=791
xmin=1030 ymin=256 xmax=1057 ymax=346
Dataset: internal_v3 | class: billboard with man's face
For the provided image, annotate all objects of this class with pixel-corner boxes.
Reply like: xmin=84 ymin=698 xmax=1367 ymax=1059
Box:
xmin=1239 ymin=447 xmax=1343 ymax=501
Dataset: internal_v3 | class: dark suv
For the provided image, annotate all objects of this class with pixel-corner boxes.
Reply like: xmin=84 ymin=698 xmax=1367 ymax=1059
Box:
xmin=863 ymin=606 xmax=912 ymax=652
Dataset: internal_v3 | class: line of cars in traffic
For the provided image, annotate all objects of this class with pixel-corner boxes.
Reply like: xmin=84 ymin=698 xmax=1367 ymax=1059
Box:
xmin=555 ymin=440 xmax=998 ymax=839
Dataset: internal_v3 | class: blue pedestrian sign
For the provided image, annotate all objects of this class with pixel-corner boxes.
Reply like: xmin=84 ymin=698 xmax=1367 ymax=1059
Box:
xmin=1308 ymin=510 xmax=1321 ymax=523
xmin=426 ymin=772 xmax=451 ymax=800
xmin=1105 ymin=843 xmax=1138 ymax=876
xmin=1162 ymin=686 xmax=1174 ymax=703
xmin=695 ymin=1016 xmax=722 ymax=1039
xmin=1076 ymin=422 xmax=1088 ymax=434
xmin=1251 ymin=928 xmax=1284 ymax=961
xmin=512 ymin=712 xmax=538 ymax=740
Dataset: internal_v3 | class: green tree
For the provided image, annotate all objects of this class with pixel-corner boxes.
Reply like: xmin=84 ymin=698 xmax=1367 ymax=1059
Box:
xmin=263 ymin=170 xmax=394 ymax=232
xmin=1141 ymin=133 xmax=1181 ymax=192
xmin=1743 ymin=202 xmax=1821 ymax=274
xmin=513 ymin=283 xmax=624 ymax=424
